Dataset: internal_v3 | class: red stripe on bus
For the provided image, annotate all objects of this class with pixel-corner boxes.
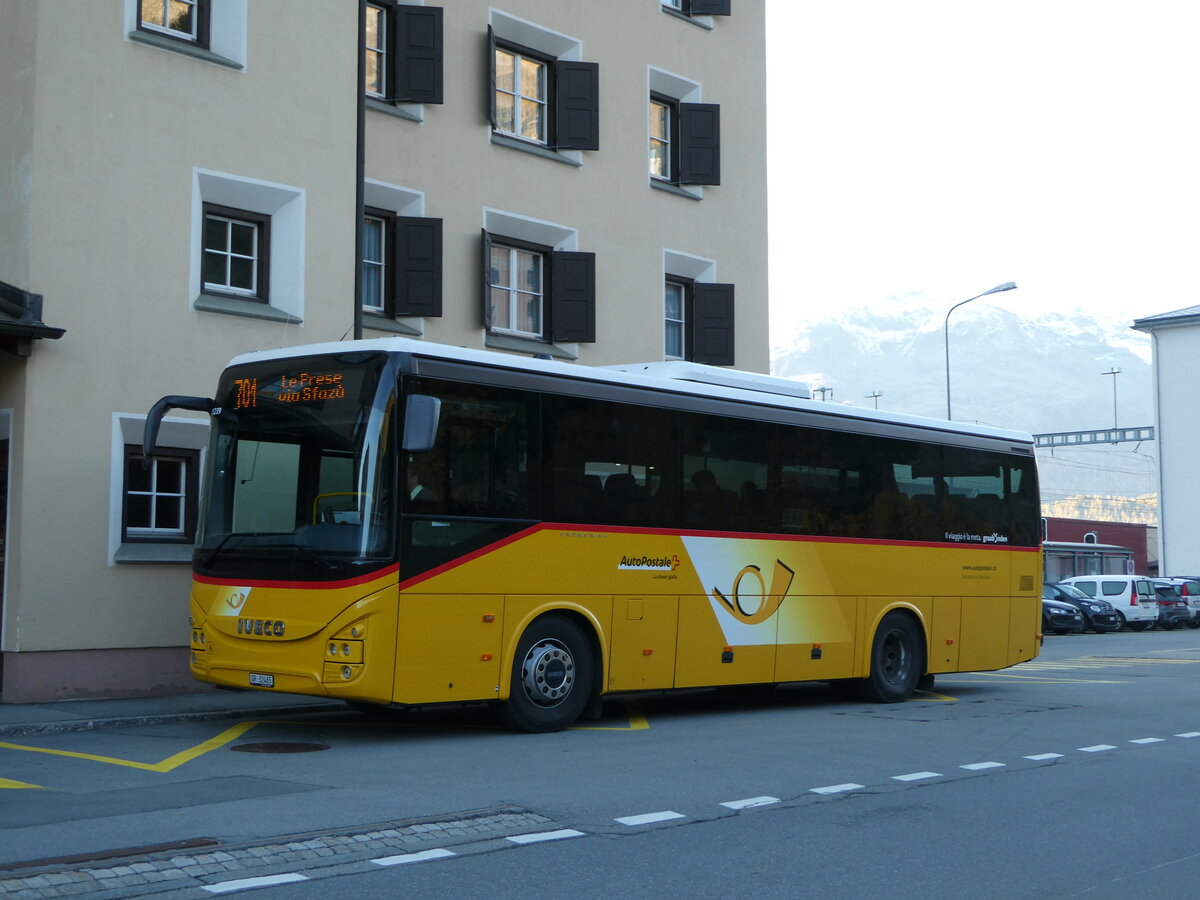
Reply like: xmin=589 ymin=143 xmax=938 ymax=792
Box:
xmin=194 ymin=563 xmax=400 ymax=592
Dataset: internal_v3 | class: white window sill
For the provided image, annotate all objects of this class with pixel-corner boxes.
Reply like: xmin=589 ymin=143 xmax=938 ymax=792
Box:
xmin=194 ymin=293 xmax=302 ymax=324
xmin=128 ymin=29 xmax=243 ymax=69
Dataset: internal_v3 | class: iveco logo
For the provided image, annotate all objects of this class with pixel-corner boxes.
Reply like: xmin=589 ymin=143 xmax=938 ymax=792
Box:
xmin=237 ymin=618 xmax=286 ymax=637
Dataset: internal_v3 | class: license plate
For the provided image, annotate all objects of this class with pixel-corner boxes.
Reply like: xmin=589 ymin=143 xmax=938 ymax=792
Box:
xmin=249 ymin=673 xmax=275 ymax=688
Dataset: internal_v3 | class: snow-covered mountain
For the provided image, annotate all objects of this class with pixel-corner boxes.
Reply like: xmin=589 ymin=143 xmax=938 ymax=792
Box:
xmin=771 ymin=300 xmax=1151 ymax=436
xmin=770 ymin=302 xmax=1158 ymax=521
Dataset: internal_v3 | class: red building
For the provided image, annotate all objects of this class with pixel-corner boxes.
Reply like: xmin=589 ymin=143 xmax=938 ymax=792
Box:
xmin=1043 ymin=517 xmax=1154 ymax=577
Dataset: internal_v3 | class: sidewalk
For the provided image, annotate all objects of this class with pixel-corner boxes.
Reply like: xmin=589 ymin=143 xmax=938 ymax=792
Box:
xmin=0 ymin=688 xmax=344 ymax=739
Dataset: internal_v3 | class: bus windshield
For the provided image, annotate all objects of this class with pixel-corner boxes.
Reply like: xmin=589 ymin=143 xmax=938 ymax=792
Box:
xmin=197 ymin=351 xmax=395 ymax=581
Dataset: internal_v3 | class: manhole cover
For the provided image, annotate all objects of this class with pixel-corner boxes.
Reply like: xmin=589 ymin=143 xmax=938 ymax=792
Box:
xmin=230 ymin=742 xmax=330 ymax=754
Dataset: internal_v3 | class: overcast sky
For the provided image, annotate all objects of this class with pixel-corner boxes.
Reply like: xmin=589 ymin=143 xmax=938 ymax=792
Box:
xmin=765 ymin=1 xmax=1200 ymax=342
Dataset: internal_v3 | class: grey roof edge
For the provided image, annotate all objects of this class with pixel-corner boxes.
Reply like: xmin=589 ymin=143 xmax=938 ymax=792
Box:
xmin=0 ymin=279 xmax=66 ymax=340
xmin=1131 ymin=304 xmax=1200 ymax=332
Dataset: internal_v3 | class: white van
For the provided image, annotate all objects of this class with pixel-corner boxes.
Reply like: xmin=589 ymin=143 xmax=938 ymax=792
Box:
xmin=1059 ymin=576 xmax=1157 ymax=630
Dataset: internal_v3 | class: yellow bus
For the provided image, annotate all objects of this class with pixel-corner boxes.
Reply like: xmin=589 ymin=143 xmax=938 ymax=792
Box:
xmin=145 ymin=338 xmax=1042 ymax=731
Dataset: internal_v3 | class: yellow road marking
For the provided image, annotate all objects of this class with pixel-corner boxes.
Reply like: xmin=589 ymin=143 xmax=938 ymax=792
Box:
xmin=909 ymin=690 xmax=957 ymax=702
xmin=0 ymin=777 xmax=45 ymax=789
xmin=0 ymin=721 xmax=259 ymax=773
xmin=571 ymin=700 xmax=650 ymax=731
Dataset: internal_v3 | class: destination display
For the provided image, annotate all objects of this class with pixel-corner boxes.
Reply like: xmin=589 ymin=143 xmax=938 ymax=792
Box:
xmin=231 ymin=371 xmax=348 ymax=409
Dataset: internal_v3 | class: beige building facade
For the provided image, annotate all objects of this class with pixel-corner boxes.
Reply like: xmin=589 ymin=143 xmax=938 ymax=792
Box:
xmin=0 ymin=0 xmax=768 ymax=701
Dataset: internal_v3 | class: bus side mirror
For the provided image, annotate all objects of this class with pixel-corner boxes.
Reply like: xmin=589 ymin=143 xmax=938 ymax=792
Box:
xmin=402 ymin=394 xmax=441 ymax=452
xmin=143 ymin=395 xmax=213 ymax=468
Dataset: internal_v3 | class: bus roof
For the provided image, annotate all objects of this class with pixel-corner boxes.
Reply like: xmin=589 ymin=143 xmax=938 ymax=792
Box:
xmin=226 ymin=337 xmax=1035 ymax=448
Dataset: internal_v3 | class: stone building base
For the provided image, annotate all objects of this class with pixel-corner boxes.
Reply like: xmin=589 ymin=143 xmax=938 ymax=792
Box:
xmin=0 ymin=647 xmax=206 ymax=703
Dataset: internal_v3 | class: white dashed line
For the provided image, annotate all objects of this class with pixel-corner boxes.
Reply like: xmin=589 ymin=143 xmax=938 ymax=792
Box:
xmin=960 ymin=762 xmax=1005 ymax=771
xmin=506 ymin=829 xmax=585 ymax=844
xmin=810 ymin=783 xmax=864 ymax=795
xmin=1130 ymin=738 xmax=1164 ymax=744
xmin=721 ymin=796 xmax=781 ymax=810
xmin=202 ymin=874 xmax=308 ymax=894
xmin=615 ymin=811 xmax=686 ymax=826
xmin=1024 ymin=753 xmax=1064 ymax=761
xmin=372 ymin=848 xmax=457 ymax=867
xmin=892 ymin=771 xmax=941 ymax=782
xmin=1078 ymin=744 xmax=1117 ymax=752
xmin=1177 ymin=732 xmax=1200 ymax=738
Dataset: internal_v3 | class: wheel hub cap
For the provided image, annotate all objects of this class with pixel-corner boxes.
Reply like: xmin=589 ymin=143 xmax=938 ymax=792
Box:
xmin=521 ymin=640 xmax=575 ymax=706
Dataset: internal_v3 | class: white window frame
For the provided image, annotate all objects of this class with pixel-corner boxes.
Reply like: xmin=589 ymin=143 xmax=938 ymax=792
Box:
xmin=664 ymin=278 xmax=687 ymax=360
xmin=364 ymin=2 xmax=388 ymax=98
xmin=489 ymin=243 xmax=545 ymax=339
xmin=191 ymin=169 xmax=305 ymax=323
xmin=202 ymin=210 xmax=262 ymax=298
xmin=494 ymin=47 xmax=548 ymax=145
xmin=139 ymin=0 xmax=201 ymax=41
xmin=361 ymin=214 xmax=388 ymax=313
xmin=125 ymin=455 xmax=190 ymax=539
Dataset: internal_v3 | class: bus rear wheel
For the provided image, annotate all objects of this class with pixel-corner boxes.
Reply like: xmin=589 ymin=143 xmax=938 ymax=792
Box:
xmin=858 ymin=611 xmax=925 ymax=703
xmin=499 ymin=615 xmax=594 ymax=733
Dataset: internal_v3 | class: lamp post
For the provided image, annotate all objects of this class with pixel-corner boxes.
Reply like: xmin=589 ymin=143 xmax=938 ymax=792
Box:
xmin=943 ymin=282 xmax=1017 ymax=419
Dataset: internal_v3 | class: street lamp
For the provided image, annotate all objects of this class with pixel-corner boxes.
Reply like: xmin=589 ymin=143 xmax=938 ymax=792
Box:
xmin=943 ymin=282 xmax=1017 ymax=419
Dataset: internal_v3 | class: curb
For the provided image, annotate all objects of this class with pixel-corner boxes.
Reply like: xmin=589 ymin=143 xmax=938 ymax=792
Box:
xmin=0 ymin=702 xmax=346 ymax=739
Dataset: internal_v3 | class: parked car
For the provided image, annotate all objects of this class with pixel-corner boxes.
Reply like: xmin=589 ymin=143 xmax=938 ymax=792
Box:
xmin=1059 ymin=576 xmax=1158 ymax=631
xmin=1154 ymin=578 xmax=1200 ymax=628
xmin=1042 ymin=597 xmax=1086 ymax=635
xmin=1151 ymin=582 xmax=1192 ymax=630
xmin=1043 ymin=583 xmax=1121 ymax=633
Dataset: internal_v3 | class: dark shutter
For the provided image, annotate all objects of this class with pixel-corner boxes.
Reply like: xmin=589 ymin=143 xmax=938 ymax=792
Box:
xmin=554 ymin=61 xmax=599 ymax=151
xmin=679 ymin=103 xmax=721 ymax=185
xmin=394 ymin=6 xmax=443 ymax=104
xmin=550 ymin=251 xmax=596 ymax=343
xmin=486 ymin=25 xmax=497 ymax=128
xmin=692 ymin=283 xmax=734 ymax=366
xmin=394 ymin=218 xmax=442 ymax=317
xmin=481 ymin=229 xmax=493 ymax=328
xmin=689 ymin=0 xmax=732 ymax=15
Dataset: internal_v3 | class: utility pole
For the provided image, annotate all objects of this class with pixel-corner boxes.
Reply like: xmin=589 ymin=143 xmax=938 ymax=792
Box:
xmin=1102 ymin=368 xmax=1121 ymax=433
xmin=865 ymin=390 xmax=882 ymax=409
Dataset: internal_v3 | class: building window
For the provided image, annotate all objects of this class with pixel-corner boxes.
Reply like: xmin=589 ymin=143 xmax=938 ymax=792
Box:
xmin=650 ymin=95 xmax=676 ymax=182
xmin=363 ymin=3 xmax=444 ymax=105
xmin=138 ymin=0 xmax=209 ymax=45
xmin=487 ymin=21 xmax=599 ymax=153
xmin=123 ymin=447 xmax=199 ymax=543
xmin=489 ymin=241 xmax=546 ymax=338
xmin=202 ymin=204 xmax=269 ymax=302
xmin=1084 ymin=532 xmax=1099 ymax=544
xmin=360 ymin=206 xmax=443 ymax=319
xmin=365 ymin=4 xmax=388 ymax=98
xmin=481 ymin=224 xmax=595 ymax=346
xmin=665 ymin=278 xmax=689 ymax=359
xmin=663 ymin=249 xmax=735 ymax=365
xmin=494 ymin=44 xmax=549 ymax=145
xmin=649 ymin=94 xmax=721 ymax=186
xmin=362 ymin=212 xmax=388 ymax=313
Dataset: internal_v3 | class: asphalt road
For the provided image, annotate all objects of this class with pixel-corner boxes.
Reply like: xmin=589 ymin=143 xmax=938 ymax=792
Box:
xmin=3 ymin=628 xmax=1200 ymax=897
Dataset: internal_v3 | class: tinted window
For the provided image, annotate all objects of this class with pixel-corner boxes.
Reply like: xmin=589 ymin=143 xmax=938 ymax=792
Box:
xmin=545 ymin=395 xmax=675 ymax=527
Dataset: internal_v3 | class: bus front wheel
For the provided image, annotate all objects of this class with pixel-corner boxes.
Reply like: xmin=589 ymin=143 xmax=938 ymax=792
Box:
xmin=858 ymin=611 xmax=925 ymax=703
xmin=500 ymin=615 xmax=594 ymax=733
